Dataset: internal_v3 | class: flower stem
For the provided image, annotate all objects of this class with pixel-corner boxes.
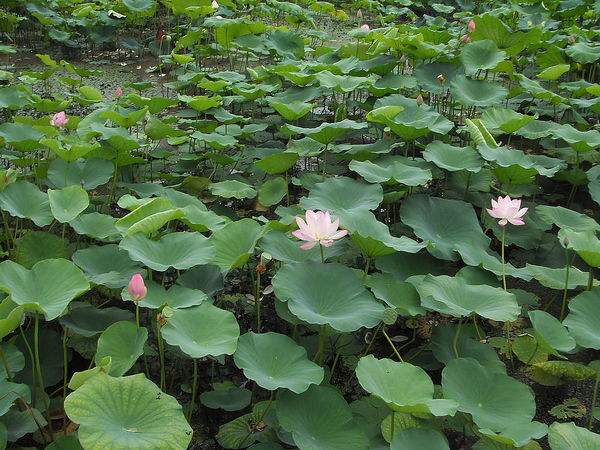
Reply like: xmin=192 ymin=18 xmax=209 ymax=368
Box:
xmin=560 ymin=248 xmax=571 ymax=321
xmin=501 ymin=227 xmax=507 ymax=290
xmin=319 ymin=244 xmax=324 ymax=263
xmin=135 ymin=303 xmax=140 ymax=328
xmin=157 ymin=322 xmax=166 ymax=391
xmin=382 ymin=328 xmax=403 ymax=361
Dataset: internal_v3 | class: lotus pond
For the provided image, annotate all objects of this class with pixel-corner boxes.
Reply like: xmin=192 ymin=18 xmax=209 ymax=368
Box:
xmin=0 ymin=0 xmax=599 ymax=449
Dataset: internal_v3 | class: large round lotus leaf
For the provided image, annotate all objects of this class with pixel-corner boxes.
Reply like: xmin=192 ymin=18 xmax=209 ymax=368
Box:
xmin=526 ymin=264 xmax=596 ymax=290
xmin=115 ymin=197 xmax=185 ymax=235
xmin=349 ymin=156 xmax=433 ymax=186
xmin=209 ymin=219 xmax=263 ymax=273
xmin=450 ymin=75 xmax=508 ymax=107
xmin=0 ymin=378 xmax=29 ymax=416
xmin=258 ymin=229 xmax=344 ymax=263
xmin=347 ymin=212 xmax=425 ymax=257
xmin=64 ymin=373 xmax=192 ymax=449
xmin=565 ymin=42 xmax=600 ymax=64
xmin=369 ymin=96 xmax=453 ymax=140
xmin=0 ymin=181 xmax=53 ymax=226
xmin=442 ymin=358 xmax=536 ymax=431
xmin=366 ymin=272 xmax=426 ymax=316
xmin=559 ymin=229 xmax=600 ymax=267
xmin=199 ymin=382 xmax=252 ymax=411
xmin=316 ymin=71 xmax=375 ymax=94
xmin=120 ymin=232 xmax=215 ymax=272
xmin=430 ymin=323 xmax=505 ymax=375
xmin=258 ymin=177 xmax=287 ymax=207
xmin=356 ymin=355 xmax=458 ymax=416
xmin=47 ymin=158 xmax=113 ymax=190
xmin=423 ymin=141 xmax=483 ymax=172
xmin=95 ymin=321 xmax=147 ymax=377
xmin=477 ymin=145 xmax=565 ymax=178
xmin=470 ymin=15 xmax=542 ymax=57
xmin=300 ymin=176 xmax=383 ymax=216
xmin=416 ymin=274 xmax=519 ymax=322
xmin=255 ymin=153 xmax=299 ymax=175
xmin=552 ymin=124 xmax=600 ymax=152
xmin=548 ymin=422 xmax=600 ymax=449
xmin=272 ymin=262 xmax=384 ymax=332
xmin=276 ymin=385 xmax=369 ymax=450
xmin=414 ymin=62 xmax=461 ymax=94
xmin=400 ymin=194 xmax=490 ymax=261
xmin=528 ymin=310 xmax=576 ymax=354
xmin=0 ymin=123 xmax=44 ymax=151
xmin=563 ymin=290 xmax=600 ymax=349
xmin=72 ymin=244 xmax=143 ymax=288
xmin=460 ymin=40 xmax=506 ymax=76
xmin=479 ymin=108 xmax=536 ymax=134
xmin=70 ymin=213 xmax=120 ymax=241
xmin=161 ymin=302 xmax=240 ymax=358
xmin=536 ymin=205 xmax=600 ymax=232
xmin=122 ymin=279 xmax=207 ymax=309
xmin=15 ymin=230 xmax=68 ymax=269
xmin=0 ymin=259 xmax=89 ymax=320
xmin=175 ymin=265 xmax=224 ymax=296
xmin=477 ymin=422 xmax=548 ymax=448
xmin=268 ymin=99 xmax=314 ymax=121
xmin=234 ymin=332 xmax=323 ymax=393
xmin=391 ymin=428 xmax=450 ymax=450
xmin=209 ymin=180 xmax=257 ymax=199
xmin=282 ymin=119 xmax=367 ymax=144
xmin=375 ymin=251 xmax=456 ymax=282
xmin=0 ymin=299 xmax=25 ymax=341
xmin=59 ymin=302 xmax=133 ymax=337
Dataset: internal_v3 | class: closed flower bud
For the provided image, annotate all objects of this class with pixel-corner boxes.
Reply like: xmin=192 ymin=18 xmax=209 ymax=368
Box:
xmin=128 ymin=274 xmax=147 ymax=302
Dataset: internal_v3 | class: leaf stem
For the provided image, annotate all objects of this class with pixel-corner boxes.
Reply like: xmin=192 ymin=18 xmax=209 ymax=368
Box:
xmin=188 ymin=358 xmax=198 ymax=423
xmin=453 ymin=318 xmax=463 ymax=359
xmin=382 ymin=328 xmax=403 ymax=362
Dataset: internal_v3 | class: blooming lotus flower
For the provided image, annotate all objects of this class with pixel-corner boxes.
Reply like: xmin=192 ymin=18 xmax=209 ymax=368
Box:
xmin=50 ymin=111 xmax=69 ymax=129
xmin=292 ymin=210 xmax=348 ymax=250
xmin=486 ymin=195 xmax=528 ymax=226
xmin=211 ymin=0 xmax=219 ymax=9
xmin=115 ymin=86 xmax=123 ymax=97
xmin=128 ymin=274 xmax=147 ymax=302
xmin=460 ymin=34 xmax=470 ymax=43
xmin=468 ymin=19 xmax=476 ymax=33
xmin=360 ymin=24 xmax=370 ymax=31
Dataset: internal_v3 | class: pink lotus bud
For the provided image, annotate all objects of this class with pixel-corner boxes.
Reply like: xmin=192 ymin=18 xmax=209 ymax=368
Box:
xmin=468 ymin=19 xmax=476 ymax=33
xmin=416 ymin=94 xmax=424 ymax=105
xmin=50 ymin=111 xmax=69 ymax=129
xmin=360 ymin=24 xmax=370 ymax=31
xmin=115 ymin=87 xmax=123 ymax=97
xmin=568 ymin=35 xmax=575 ymax=43
xmin=211 ymin=0 xmax=219 ymax=9
xmin=128 ymin=274 xmax=147 ymax=302
xmin=460 ymin=34 xmax=470 ymax=43
xmin=357 ymin=8 xmax=363 ymax=18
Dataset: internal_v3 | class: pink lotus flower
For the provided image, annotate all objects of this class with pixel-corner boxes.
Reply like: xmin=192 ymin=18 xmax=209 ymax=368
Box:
xmin=360 ymin=24 xmax=370 ymax=31
xmin=416 ymin=94 xmax=424 ymax=105
xmin=211 ymin=0 xmax=219 ymax=9
xmin=486 ymin=195 xmax=528 ymax=226
xmin=128 ymin=274 xmax=147 ymax=302
xmin=568 ymin=35 xmax=575 ymax=43
xmin=292 ymin=210 xmax=348 ymax=250
xmin=468 ymin=19 xmax=476 ymax=33
xmin=116 ymin=86 xmax=123 ymax=97
xmin=460 ymin=34 xmax=470 ymax=43
xmin=50 ymin=111 xmax=69 ymax=129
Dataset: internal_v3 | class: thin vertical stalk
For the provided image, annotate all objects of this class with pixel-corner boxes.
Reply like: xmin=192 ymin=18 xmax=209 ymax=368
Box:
xmin=35 ymin=315 xmax=53 ymax=439
xmin=157 ymin=322 xmax=166 ymax=391
xmin=452 ymin=318 xmax=463 ymax=359
xmin=589 ymin=374 xmax=599 ymax=430
xmin=188 ymin=359 xmax=198 ymax=423
xmin=382 ymin=328 xmax=403 ymax=361
xmin=560 ymin=248 xmax=571 ymax=321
